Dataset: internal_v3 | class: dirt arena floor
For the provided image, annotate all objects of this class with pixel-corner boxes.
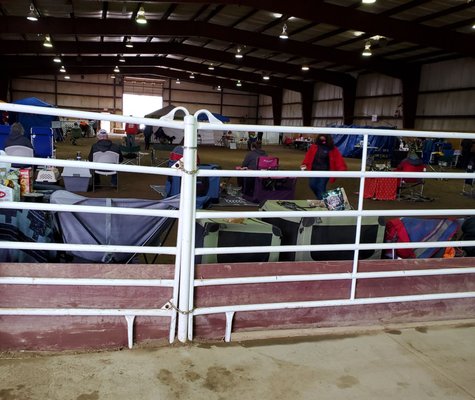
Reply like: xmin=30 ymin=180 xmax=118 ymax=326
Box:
xmin=54 ymin=132 xmax=474 ymax=211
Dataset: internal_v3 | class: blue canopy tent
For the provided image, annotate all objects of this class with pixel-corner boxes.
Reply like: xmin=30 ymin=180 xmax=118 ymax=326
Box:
xmin=329 ymin=125 xmax=397 ymax=158
xmin=9 ymin=97 xmax=57 ymax=140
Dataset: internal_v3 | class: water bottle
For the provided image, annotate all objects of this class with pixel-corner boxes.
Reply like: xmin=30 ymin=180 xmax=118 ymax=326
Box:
xmin=76 ymin=151 xmax=82 ymax=161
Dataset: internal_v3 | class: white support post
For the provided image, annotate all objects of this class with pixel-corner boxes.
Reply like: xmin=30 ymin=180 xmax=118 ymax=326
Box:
xmin=177 ymin=114 xmax=198 ymax=343
xmin=125 ymin=315 xmax=135 ymax=349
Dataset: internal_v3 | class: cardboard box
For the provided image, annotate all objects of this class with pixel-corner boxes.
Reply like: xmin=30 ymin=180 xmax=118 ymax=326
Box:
xmin=19 ymin=168 xmax=33 ymax=196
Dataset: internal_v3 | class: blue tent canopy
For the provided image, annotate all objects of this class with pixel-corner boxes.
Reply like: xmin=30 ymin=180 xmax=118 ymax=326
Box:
xmin=10 ymin=97 xmax=57 ymax=139
xmin=329 ymin=125 xmax=397 ymax=158
xmin=197 ymin=112 xmax=230 ymax=123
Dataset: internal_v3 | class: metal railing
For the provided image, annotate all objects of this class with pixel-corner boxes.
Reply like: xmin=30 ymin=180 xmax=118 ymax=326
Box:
xmin=1 ymin=102 xmax=475 ymax=347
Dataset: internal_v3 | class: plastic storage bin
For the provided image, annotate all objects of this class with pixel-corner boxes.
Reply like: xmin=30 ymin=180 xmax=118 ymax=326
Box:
xmin=61 ymin=166 xmax=91 ymax=192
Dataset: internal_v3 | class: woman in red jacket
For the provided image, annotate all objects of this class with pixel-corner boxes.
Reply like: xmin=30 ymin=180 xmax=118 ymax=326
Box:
xmin=300 ymin=134 xmax=347 ymax=199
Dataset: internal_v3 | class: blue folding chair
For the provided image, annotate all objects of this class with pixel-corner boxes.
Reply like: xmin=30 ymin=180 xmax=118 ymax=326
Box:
xmin=0 ymin=125 xmax=10 ymax=151
xmin=31 ymin=127 xmax=54 ymax=158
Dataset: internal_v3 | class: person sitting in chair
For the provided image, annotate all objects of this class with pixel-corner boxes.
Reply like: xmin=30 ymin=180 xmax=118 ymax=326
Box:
xmin=70 ymin=122 xmax=82 ymax=146
xmin=88 ymin=129 xmax=123 ymax=186
xmin=395 ymin=151 xmax=425 ymax=172
xmin=5 ymin=123 xmax=33 ymax=149
xmin=240 ymin=141 xmax=267 ymax=170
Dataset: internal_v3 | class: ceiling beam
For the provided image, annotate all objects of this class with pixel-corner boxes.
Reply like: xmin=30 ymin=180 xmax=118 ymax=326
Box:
xmin=152 ymin=0 xmax=475 ymax=57
xmin=0 ymin=17 xmax=411 ymax=76
xmin=0 ymin=41 xmax=356 ymax=87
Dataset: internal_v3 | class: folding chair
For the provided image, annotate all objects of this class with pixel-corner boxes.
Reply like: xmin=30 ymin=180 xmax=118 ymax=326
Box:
xmin=0 ymin=125 xmax=10 ymax=150
xmin=120 ymin=144 xmax=142 ymax=165
xmin=92 ymin=151 xmax=119 ymax=191
xmin=31 ymin=127 xmax=54 ymax=158
xmin=397 ymin=164 xmax=429 ymax=201
xmin=437 ymin=149 xmax=455 ymax=173
xmin=4 ymin=145 xmax=35 ymax=169
xmin=151 ymin=143 xmax=175 ymax=166
xmin=462 ymin=162 xmax=475 ymax=197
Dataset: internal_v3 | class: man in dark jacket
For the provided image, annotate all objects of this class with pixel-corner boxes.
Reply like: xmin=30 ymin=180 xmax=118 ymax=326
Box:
xmin=88 ymin=129 xmax=123 ymax=186
xmin=5 ymin=123 xmax=33 ymax=149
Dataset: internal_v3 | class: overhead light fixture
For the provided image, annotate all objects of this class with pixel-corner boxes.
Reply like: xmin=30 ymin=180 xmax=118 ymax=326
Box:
xmin=235 ymin=46 xmax=243 ymax=59
xmin=135 ymin=6 xmax=147 ymax=24
xmin=263 ymin=74 xmax=270 ymax=81
xmin=176 ymin=78 xmax=180 ymax=84
xmin=362 ymin=41 xmax=372 ymax=56
xmin=208 ymin=63 xmax=215 ymax=71
xmin=125 ymin=37 xmax=134 ymax=48
xmin=64 ymin=75 xmax=70 ymax=80
xmin=472 ymin=22 xmax=475 ymax=29
xmin=279 ymin=24 xmax=288 ymax=39
xmin=43 ymin=35 xmax=53 ymax=48
xmin=59 ymin=65 xmax=66 ymax=73
xmin=362 ymin=0 xmax=376 ymax=3
xmin=27 ymin=3 xmax=38 ymax=21
xmin=114 ymin=65 xmax=120 ymax=73
xmin=301 ymin=64 xmax=310 ymax=71
xmin=216 ymin=85 xmax=221 ymax=91
xmin=189 ymin=73 xmax=195 ymax=79
xmin=236 ymin=80 xmax=242 ymax=87
xmin=119 ymin=56 xmax=126 ymax=63
xmin=110 ymin=75 xmax=116 ymax=79
xmin=53 ymin=56 xmax=61 ymax=63
xmin=353 ymin=31 xmax=365 ymax=37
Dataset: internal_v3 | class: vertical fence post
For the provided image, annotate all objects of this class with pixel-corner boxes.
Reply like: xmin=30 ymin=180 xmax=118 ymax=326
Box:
xmin=177 ymin=114 xmax=198 ymax=343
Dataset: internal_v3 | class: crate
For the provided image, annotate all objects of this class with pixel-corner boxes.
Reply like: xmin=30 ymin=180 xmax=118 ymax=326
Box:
xmin=62 ymin=166 xmax=91 ymax=192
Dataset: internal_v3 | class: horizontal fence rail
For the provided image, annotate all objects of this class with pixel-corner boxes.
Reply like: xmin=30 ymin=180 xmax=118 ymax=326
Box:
xmin=0 ymin=102 xmax=475 ymax=347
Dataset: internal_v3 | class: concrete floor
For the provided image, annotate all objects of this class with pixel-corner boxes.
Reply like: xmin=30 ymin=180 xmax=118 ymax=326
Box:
xmin=1 ymin=321 xmax=474 ymax=400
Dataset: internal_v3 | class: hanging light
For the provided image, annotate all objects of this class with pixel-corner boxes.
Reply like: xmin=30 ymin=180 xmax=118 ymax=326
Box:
xmin=125 ymin=37 xmax=134 ymax=48
xmin=114 ymin=65 xmax=120 ymax=73
xmin=236 ymin=80 xmax=242 ymax=87
xmin=135 ymin=6 xmax=147 ymax=24
xmin=119 ymin=56 xmax=126 ymax=63
xmin=262 ymin=74 xmax=270 ymax=81
xmin=208 ymin=63 xmax=215 ymax=71
xmin=43 ymin=35 xmax=53 ymax=48
xmin=189 ymin=72 xmax=195 ymax=79
xmin=27 ymin=3 xmax=38 ymax=21
xmin=362 ymin=41 xmax=372 ymax=56
xmin=110 ymin=75 xmax=116 ymax=79
xmin=176 ymin=78 xmax=180 ymax=84
xmin=59 ymin=65 xmax=66 ymax=73
xmin=235 ymin=46 xmax=243 ymax=59
xmin=53 ymin=56 xmax=61 ymax=63
xmin=362 ymin=0 xmax=376 ymax=3
xmin=64 ymin=75 xmax=71 ymax=80
xmin=279 ymin=24 xmax=288 ymax=39
xmin=301 ymin=64 xmax=310 ymax=71
xmin=216 ymin=85 xmax=221 ymax=91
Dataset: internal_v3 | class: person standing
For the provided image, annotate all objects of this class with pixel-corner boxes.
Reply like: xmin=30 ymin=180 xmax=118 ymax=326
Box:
xmin=125 ymin=117 xmax=139 ymax=147
xmin=70 ymin=122 xmax=82 ymax=146
xmin=300 ymin=134 xmax=347 ymax=199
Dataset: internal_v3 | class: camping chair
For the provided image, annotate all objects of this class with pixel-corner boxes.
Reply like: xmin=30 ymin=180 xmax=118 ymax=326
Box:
xmin=151 ymin=143 xmax=176 ymax=167
xmin=462 ymin=161 xmax=475 ymax=197
xmin=92 ymin=151 xmax=119 ymax=191
xmin=120 ymin=144 xmax=142 ymax=165
xmin=242 ymin=156 xmax=296 ymax=203
xmin=4 ymin=145 xmax=35 ymax=169
xmin=0 ymin=125 xmax=10 ymax=150
xmin=31 ymin=127 xmax=54 ymax=158
xmin=437 ymin=149 xmax=456 ymax=173
xmin=50 ymin=190 xmax=180 ymax=263
xmin=397 ymin=164 xmax=428 ymax=201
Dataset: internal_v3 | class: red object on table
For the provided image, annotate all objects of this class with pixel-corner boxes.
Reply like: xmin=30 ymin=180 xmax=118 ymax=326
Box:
xmin=364 ymin=178 xmax=398 ymax=200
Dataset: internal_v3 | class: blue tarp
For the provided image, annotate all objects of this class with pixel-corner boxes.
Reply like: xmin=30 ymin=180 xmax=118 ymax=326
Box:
xmin=197 ymin=112 xmax=230 ymax=123
xmin=330 ymin=125 xmax=397 ymax=158
xmin=10 ymin=97 xmax=56 ymax=139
